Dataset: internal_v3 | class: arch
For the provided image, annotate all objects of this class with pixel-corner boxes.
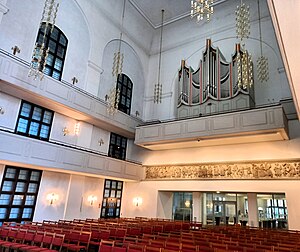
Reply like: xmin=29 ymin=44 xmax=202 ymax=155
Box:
xmin=99 ymin=39 xmax=145 ymax=118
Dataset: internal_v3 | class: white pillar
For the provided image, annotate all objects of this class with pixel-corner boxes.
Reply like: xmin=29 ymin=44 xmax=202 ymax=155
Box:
xmin=202 ymin=193 xmax=207 ymax=225
xmin=192 ymin=192 xmax=201 ymax=222
xmin=247 ymin=193 xmax=258 ymax=227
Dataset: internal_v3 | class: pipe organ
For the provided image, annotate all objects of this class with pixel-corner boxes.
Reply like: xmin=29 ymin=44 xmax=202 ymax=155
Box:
xmin=177 ymin=39 xmax=255 ymax=118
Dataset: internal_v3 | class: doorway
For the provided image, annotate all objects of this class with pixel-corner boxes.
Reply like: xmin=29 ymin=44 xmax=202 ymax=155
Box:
xmin=213 ymin=201 xmax=237 ymax=225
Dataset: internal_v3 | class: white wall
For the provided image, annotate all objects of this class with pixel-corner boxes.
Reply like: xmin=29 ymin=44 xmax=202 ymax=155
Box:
xmin=141 ymin=120 xmax=300 ymax=165
xmin=122 ymin=179 xmax=300 ymax=230
xmin=0 ymin=91 xmax=20 ymax=131
xmin=34 ymin=170 xmax=104 ymax=222
xmin=143 ymin=0 xmax=291 ymax=121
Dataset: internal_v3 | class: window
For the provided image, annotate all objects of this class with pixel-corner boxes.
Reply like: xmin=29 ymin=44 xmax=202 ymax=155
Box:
xmin=0 ymin=166 xmax=42 ymax=225
xmin=15 ymin=101 xmax=54 ymax=141
xmin=101 ymin=179 xmax=123 ymax=218
xmin=116 ymin=74 xmax=133 ymax=115
xmin=108 ymin=133 xmax=127 ymax=160
xmin=35 ymin=22 xmax=68 ymax=80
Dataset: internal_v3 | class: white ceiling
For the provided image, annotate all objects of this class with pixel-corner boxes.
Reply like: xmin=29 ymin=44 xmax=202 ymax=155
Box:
xmin=128 ymin=0 xmax=227 ymax=28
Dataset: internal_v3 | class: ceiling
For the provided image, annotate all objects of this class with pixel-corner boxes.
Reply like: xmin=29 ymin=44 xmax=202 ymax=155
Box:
xmin=128 ymin=0 xmax=227 ymax=28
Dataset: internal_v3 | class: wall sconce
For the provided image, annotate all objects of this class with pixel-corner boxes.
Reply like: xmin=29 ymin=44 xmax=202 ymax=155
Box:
xmin=135 ymin=110 xmax=140 ymax=117
xmin=133 ymin=197 xmax=143 ymax=207
xmin=46 ymin=193 xmax=59 ymax=205
xmin=88 ymin=195 xmax=97 ymax=206
xmin=74 ymin=122 xmax=80 ymax=135
xmin=0 ymin=107 xmax=4 ymax=115
xmin=185 ymin=200 xmax=191 ymax=208
xmin=98 ymin=138 xmax=104 ymax=146
xmin=11 ymin=46 xmax=20 ymax=55
xmin=62 ymin=127 xmax=69 ymax=136
xmin=71 ymin=76 xmax=78 ymax=85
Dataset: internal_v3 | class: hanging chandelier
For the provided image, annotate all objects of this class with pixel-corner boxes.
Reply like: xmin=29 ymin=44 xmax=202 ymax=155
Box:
xmin=235 ymin=0 xmax=250 ymax=44
xmin=191 ymin=0 xmax=214 ymax=22
xmin=237 ymin=49 xmax=253 ymax=89
xmin=256 ymin=0 xmax=269 ymax=83
xmin=154 ymin=10 xmax=164 ymax=104
xmin=106 ymin=87 xmax=121 ymax=115
xmin=28 ymin=0 xmax=59 ymax=80
xmin=107 ymin=0 xmax=126 ymax=115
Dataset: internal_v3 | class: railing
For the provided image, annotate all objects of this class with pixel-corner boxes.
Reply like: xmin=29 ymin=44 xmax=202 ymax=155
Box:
xmin=0 ymin=128 xmax=142 ymax=165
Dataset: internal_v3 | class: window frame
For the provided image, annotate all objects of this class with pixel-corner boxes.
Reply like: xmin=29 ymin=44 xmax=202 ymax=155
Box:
xmin=101 ymin=179 xmax=123 ymax=218
xmin=15 ymin=101 xmax=54 ymax=141
xmin=36 ymin=22 xmax=68 ymax=81
xmin=116 ymin=73 xmax=133 ymax=115
xmin=0 ymin=166 xmax=42 ymax=224
xmin=108 ymin=133 xmax=127 ymax=160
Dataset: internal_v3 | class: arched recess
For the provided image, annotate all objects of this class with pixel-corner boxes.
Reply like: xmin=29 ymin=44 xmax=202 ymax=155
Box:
xmin=54 ymin=0 xmax=91 ymax=89
xmin=99 ymin=39 xmax=145 ymax=118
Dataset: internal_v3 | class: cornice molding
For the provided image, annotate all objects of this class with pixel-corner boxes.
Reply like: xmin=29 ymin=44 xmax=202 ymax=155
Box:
xmin=145 ymin=160 xmax=300 ymax=180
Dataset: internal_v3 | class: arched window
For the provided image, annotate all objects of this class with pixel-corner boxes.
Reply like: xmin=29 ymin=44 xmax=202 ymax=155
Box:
xmin=116 ymin=74 xmax=133 ymax=115
xmin=35 ymin=23 xmax=68 ymax=81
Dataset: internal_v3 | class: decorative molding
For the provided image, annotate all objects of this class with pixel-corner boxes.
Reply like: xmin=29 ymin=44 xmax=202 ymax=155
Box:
xmin=145 ymin=160 xmax=300 ymax=180
xmin=87 ymin=60 xmax=104 ymax=74
xmin=0 ymin=3 xmax=9 ymax=15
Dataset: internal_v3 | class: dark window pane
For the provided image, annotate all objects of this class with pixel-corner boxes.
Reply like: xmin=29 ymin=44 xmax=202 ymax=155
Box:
xmin=30 ymin=172 xmax=40 ymax=182
xmin=48 ymin=40 xmax=56 ymax=53
xmin=46 ymin=54 xmax=54 ymax=66
xmin=28 ymin=183 xmax=38 ymax=193
xmin=12 ymin=195 xmax=24 ymax=205
xmin=40 ymin=125 xmax=50 ymax=138
xmin=32 ymin=107 xmax=42 ymax=121
xmin=2 ymin=181 xmax=13 ymax=192
xmin=0 ymin=208 xmax=7 ymax=219
xmin=43 ymin=66 xmax=51 ymax=75
xmin=59 ymin=35 xmax=67 ymax=46
xmin=18 ymin=170 xmax=29 ymax=180
xmin=9 ymin=208 xmax=20 ymax=219
xmin=25 ymin=195 xmax=35 ymax=206
xmin=16 ymin=118 xmax=29 ymax=133
xmin=29 ymin=122 xmax=40 ymax=136
xmin=5 ymin=168 xmax=16 ymax=179
xmin=22 ymin=208 xmax=33 ymax=219
xmin=57 ymin=45 xmax=65 ymax=58
xmin=54 ymin=58 xmax=62 ymax=71
xmin=50 ymin=28 xmax=59 ymax=40
xmin=43 ymin=111 xmax=53 ymax=124
xmin=15 ymin=182 xmax=26 ymax=193
xmin=0 ymin=194 xmax=11 ymax=205
xmin=52 ymin=71 xmax=60 ymax=80
xmin=20 ymin=103 xmax=31 ymax=117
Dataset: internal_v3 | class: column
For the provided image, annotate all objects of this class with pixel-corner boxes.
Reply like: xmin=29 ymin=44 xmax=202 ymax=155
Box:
xmin=247 ymin=193 xmax=259 ymax=227
xmin=192 ymin=192 xmax=201 ymax=222
xmin=202 ymin=193 xmax=207 ymax=225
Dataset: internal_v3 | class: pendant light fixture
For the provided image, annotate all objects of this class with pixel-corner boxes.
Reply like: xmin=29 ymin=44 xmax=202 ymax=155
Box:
xmin=154 ymin=9 xmax=164 ymax=104
xmin=256 ymin=0 xmax=269 ymax=83
xmin=107 ymin=0 xmax=126 ymax=115
xmin=28 ymin=0 xmax=59 ymax=81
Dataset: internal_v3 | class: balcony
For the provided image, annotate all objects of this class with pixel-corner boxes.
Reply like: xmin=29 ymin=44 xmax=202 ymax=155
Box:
xmin=0 ymin=50 xmax=142 ymax=138
xmin=0 ymin=130 xmax=143 ymax=181
xmin=135 ymin=105 xmax=289 ymax=150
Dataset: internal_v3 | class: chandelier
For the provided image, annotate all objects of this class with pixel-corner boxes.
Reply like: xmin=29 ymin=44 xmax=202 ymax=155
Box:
xmin=237 ymin=49 xmax=253 ymax=89
xmin=154 ymin=10 xmax=164 ymax=104
xmin=107 ymin=0 xmax=126 ymax=115
xmin=256 ymin=0 xmax=269 ymax=83
xmin=106 ymin=87 xmax=121 ymax=115
xmin=28 ymin=0 xmax=59 ymax=80
xmin=235 ymin=1 xmax=250 ymax=44
xmin=191 ymin=0 xmax=214 ymax=22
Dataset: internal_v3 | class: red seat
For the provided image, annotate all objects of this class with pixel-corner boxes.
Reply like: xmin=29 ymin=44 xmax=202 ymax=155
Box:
xmin=67 ymin=231 xmax=91 ymax=251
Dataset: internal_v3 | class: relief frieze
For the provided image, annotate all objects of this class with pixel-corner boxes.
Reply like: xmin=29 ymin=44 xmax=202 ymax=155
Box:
xmin=145 ymin=161 xmax=300 ymax=180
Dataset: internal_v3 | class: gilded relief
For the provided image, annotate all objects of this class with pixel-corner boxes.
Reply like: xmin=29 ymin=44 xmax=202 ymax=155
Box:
xmin=145 ymin=161 xmax=300 ymax=180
